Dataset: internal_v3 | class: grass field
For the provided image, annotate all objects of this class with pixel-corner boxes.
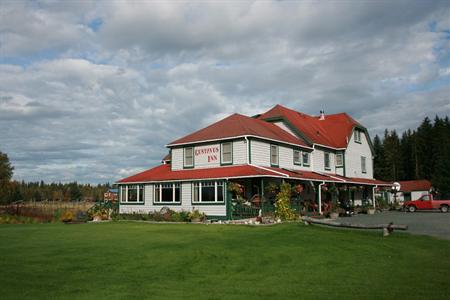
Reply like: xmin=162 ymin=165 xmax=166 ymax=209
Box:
xmin=0 ymin=222 xmax=449 ymax=300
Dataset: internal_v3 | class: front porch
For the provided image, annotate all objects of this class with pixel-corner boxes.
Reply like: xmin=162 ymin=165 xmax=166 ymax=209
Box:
xmin=228 ymin=177 xmax=392 ymax=219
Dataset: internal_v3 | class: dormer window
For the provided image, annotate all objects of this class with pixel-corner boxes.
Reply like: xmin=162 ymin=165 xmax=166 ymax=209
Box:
xmin=354 ymin=130 xmax=362 ymax=143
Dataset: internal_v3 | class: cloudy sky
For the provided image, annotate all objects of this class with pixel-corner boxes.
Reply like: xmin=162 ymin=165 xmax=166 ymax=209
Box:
xmin=0 ymin=0 xmax=449 ymax=183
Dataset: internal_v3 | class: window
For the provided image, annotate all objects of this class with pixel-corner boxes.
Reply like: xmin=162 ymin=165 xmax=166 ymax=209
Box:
xmin=184 ymin=147 xmax=194 ymax=168
xmin=154 ymin=183 xmax=181 ymax=204
xmin=192 ymin=181 xmax=224 ymax=203
xmin=361 ymin=156 xmax=367 ymax=173
xmin=221 ymin=142 xmax=232 ymax=164
xmin=336 ymin=153 xmax=344 ymax=167
xmin=355 ymin=130 xmax=361 ymax=143
xmin=324 ymin=152 xmax=331 ymax=170
xmin=120 ymin=185 xmax=144 ymax=203
xmin=293 ymin=149 xmax=301 ymax=165
xmin=270 ymin=145 xmax=279 ymax=166
xmin=302 ymin=152 xmax=310 ymax=166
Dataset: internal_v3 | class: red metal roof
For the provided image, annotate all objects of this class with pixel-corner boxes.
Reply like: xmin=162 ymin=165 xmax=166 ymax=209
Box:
xmin=118 ymin=163 xmax=391 ymax=186
xmin=330 ymin=174 xmax=393 ymax=186
xmin=118 ymin=164 xmax=284 ymax=183
xmin=167 ymin=113 xmax=308 ymax=147
xmin=397 ymin=180 xmax=431 ymax=192
xmin=258 ymin=104 xmax=362 ymax=148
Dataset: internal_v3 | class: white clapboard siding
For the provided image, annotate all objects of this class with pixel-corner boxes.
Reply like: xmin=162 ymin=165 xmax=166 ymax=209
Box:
xmin=250 ymin=139 xmax=270 ymax=166
xmin=233 ymin=139 xmax=247 ymax=164
xmin=345 ymin=130 xmax=373 ymax=179
xmin=119 ymin=184 xmax=154 ymax=214
xmin=171 ymin=147 xmax=183 ymax=170
xmin=312 ymin=148 xmax=335 ymax=173
xmin=120 ymin=183 xmax=226 ymax=216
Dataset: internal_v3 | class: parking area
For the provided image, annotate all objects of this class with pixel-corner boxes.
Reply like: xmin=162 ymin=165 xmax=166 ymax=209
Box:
xmin=337 ymin=211 xmax=450 ymax=240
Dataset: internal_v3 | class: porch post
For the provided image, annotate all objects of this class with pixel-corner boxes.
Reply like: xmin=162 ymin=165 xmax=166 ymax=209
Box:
xmin=318 ymin=182 xmax=325 ymax=215
xmin=260 ymin=178 xmax=264 ymax=214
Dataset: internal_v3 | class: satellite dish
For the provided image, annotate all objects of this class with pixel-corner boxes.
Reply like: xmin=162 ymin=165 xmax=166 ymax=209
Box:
xmin=393 ymin=182 xmax=401 ymax=192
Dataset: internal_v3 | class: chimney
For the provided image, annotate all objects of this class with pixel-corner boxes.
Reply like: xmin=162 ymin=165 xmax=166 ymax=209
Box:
xmin=319 ymin=110 xmax=325 ymax=120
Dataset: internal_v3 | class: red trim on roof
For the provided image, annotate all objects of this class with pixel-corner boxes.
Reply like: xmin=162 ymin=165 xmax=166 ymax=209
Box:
xmin=118 ymin=164 xmax=284 ymax=183
xmin=397 ymin=180 xmax=431 ymax=192
xmin=258 ymin=104 xmax=362 ymax=148
xmin=118 ymin=164 xmax=392 ymax=186
xmin=167 ymin=113 xmax=308 ymax=147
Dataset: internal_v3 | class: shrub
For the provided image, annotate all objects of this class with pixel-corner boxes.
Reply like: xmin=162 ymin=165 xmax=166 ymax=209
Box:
xmin=188 ymin=209 xmax=206 ymax=222
xmin=60 ymin=210 xmax=74 ymax=222
xmin=275 ymin=182 xmax=297 ymax=221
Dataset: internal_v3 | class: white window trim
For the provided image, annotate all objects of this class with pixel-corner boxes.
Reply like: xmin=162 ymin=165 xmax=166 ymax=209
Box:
xmin=355 ymin=130 xmax=361 ymax=143
xmin=324 ymin=152 xmax=331 ymax=170
xmin=361 ymin=156 xmax=367 ymax=174
xmin=192 ymin=181 xmax=225 ymax=203
xmin=120 ymin=185 xmax=144 ymax=203
xmin=154 ymin=183 xmax=181 ymax=203
xmin=184 ymin=147 xmax=194 ymax=167
xmin=293 ymin=149 xmax=302 ymax=165
xmin=270 ymin=145 xmax=279 ymax=166
xmin=221 ymin=142 xmax=232 ymax=164
xmin=302 ymin=152 xmax=310 ymax=166
xmin=336 ymin=153 xmax=344 ymax=167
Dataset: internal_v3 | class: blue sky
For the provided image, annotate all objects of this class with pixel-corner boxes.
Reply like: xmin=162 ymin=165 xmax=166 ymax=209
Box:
xmin=0 ymin=0 xmax=449 ymax=183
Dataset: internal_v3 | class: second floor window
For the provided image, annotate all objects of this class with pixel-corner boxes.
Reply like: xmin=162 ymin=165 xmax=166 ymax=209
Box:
xmin=184 ymin=147 xmax=194 ymax=168
xmin=302 ymin=152 xmax=310 ymax=166
xmin=361 ymin=156 xmax=367 ymax=173
xmin=355 ymin=130 xmax=361 ymax=143
xmin=270 ymin=145 xmax=279 ymax=166
xmin=324 ymin=152 xmax=331 ymax=170
xmin=293 ymin=149 xmax=301 ymax=165
xmin=221 ymin=142 xmax=232 ymax=164
xmin=336 ymin=153 xmax=344 ymax=167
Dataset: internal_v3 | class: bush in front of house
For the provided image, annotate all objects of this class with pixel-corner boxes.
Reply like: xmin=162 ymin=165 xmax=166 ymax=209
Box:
xmin=112 ymin=209 xmax=204 ymax=223
xmin=275 ymin=182 xmax=297 ymax=221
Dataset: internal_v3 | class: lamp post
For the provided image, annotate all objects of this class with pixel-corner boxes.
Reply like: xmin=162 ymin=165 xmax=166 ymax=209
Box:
xmin=391 ymin=182 xmax=401 ymax=206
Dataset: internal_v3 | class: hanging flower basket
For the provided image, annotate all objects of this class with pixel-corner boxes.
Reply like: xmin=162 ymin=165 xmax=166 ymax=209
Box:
xmin=294 ymin=184 xmax=304 ymax=194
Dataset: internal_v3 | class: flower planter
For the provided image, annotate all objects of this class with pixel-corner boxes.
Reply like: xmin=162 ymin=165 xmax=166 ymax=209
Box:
xmin=367 ymin=208 xmax=375 ymax=215
xmin=330 ymin=212 xmax=339 ymax=219
xmin=93 ymin=215 xmax=102 ymax=222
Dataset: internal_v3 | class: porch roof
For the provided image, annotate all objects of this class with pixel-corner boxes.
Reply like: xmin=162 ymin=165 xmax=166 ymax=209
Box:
xmin=117 ymin=164 xmax=392 ymax=186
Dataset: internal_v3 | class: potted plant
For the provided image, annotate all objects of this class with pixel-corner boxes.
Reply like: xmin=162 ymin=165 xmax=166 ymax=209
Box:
xmin=189 ymin=209 xmax=206 ymax=223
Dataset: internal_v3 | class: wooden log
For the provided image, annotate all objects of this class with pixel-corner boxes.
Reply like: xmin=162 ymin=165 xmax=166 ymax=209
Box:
xmin=302 ymin=217 xmax=408 ymax=230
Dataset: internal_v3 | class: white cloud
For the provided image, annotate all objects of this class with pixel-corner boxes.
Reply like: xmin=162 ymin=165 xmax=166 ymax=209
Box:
xmin=0 ymin=0 xmax=448 ymax=183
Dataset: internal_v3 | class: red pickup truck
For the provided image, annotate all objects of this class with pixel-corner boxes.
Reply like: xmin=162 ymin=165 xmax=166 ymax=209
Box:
xmin=404 ymin=194 xmax=450 ymax=213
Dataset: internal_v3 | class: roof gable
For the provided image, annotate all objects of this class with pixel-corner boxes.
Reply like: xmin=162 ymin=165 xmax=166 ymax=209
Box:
xmin=258 ymin=104 xmax=363 ymax=149
xmin=398 ymin=180 xmax=432 ymax=192
xmin=167 ymin=113 xmax=308 ymax=147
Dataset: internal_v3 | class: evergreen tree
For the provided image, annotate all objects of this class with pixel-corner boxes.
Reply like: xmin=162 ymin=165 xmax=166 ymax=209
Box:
xmin=415 ymin=117 xmax=433 ymax=179
xmin=431 ymin=116 xmax=450 ymax=196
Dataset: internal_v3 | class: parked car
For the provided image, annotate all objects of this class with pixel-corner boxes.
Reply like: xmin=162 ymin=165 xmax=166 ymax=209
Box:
xmin=403 ymin=194 xmax=450 ymax=213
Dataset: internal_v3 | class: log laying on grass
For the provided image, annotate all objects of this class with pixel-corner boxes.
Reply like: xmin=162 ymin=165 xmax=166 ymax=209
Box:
xmin=302 ymin=217 xmax=408 ymax=231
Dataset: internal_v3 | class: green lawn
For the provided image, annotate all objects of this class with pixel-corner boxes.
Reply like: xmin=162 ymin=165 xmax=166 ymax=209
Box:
xmin=0 ymin=222 xmax=449 ymax=300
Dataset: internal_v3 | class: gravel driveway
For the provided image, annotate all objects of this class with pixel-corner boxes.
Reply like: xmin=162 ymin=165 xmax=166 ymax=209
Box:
xmin=336 ymin=211 xmax=450 ymax=240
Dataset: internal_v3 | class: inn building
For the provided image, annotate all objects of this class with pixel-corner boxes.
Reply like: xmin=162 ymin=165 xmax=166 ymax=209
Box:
xmin=117 ymin=104 xmax=392 ymax=219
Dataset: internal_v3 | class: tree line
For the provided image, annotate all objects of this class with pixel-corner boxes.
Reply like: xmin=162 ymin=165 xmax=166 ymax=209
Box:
xmin=1 ymin=115 xmax=449 ymax=203
xmin=373 ymin=115 xmax=450 ymax=195
xmin=0 ymin=152 xmax=110 ymax=204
